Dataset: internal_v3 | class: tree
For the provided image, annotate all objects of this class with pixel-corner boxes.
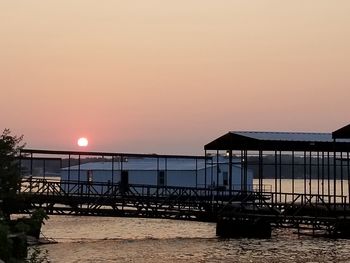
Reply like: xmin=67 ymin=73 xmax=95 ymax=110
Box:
xmin=0 ymin=129 xmax=25 ymax=219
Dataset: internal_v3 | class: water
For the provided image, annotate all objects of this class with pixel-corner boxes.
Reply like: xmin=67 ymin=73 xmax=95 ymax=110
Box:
xmin=39 ymin=216 xmax=350 ymax=262
xmin=38 ymin=179 xmax=350 ymax=262
xmin=262 ymin=179 xmax=350 ymax=197
xmin=260 ymin=179 xmax=350 ymax=203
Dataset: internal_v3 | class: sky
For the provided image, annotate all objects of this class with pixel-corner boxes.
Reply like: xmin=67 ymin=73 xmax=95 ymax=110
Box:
xmin=1 ymin=1 xmax=350 ymax=154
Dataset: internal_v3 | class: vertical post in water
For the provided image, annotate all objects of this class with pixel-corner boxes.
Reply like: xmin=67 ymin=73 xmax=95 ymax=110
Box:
xmin=229 ymin=149 xmax=232 ymax=195
xmin=279 ymin=151 xmax=282 ymax=202
xmin=78 ymin=154 xmax=81 ymax=196
xmin=244 ymin=150 xmax=248 ymax=192
xmin=211 ymin=157 xmax=214 ymax=196
xmin=29 ymin=152 xmax=33 ymax=194
xmin=309 ymin=151 xmax=312 ymax=196
xmin=274 ymin=151 xmax=277 ymax=194
xmin=162 ymin=157 xmax=168 ymax=195
xmin=327 ymin=152 xmax=331 ymax=203
xmin=341 ymin=151 xmax=344 ymax=203
xmin=68 ymin=154 xmax=71 ymax=193
xmin=195 ymin=158 xmax=198 ymax=188
xmin=240 ymin=150 xmax=243 ymax=192
xmin=30 ymin=152 xmax=33 ymax=176
xmin=78 ymin=155 xmax=81 ymax=182
xmin=216 ymin=150 xmax=219 ymax=190
xmin=347 ymin=151 xmax=350 ymax=205
xmin=333 ymin=139 xmax=337 ymax=207
xmin=317 ymin=151 xmax=320 ymax=196
xmin=292 ymin=151 xmax=295 ymax=196
xmin=165 ymin=157 xmax=168 ymax=190
xmin=261 ymin=150 xmax=265 ymax=203
xmin=258 ymin=150 xmax=263 ymax=196
xmin=112 ymin=156 xmax=115 ymax=185
xmin=204 ymin=150 xmax=207 ymax=191
xmin=19 ymin=151 xmax=22 ymax=193
xmin=211 ymin=152 xmax=215 ymax=200
xmin=304 ymin=151 xmax=307 ymax=196
xmin=157 ymin=156 xmax=160 ymax=186
xmin=43 ymin=159 xmax=46 ymax=180
xmin=322 ymin=151 xmax=325 ymax=196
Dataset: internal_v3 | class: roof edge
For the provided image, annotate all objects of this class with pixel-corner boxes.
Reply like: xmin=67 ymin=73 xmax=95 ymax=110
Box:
xmin=333 ymin=124 xmax=350 ymax=139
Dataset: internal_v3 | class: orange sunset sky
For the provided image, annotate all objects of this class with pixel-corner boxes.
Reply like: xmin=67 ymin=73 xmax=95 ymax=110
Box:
xmin=1 ymin=1 xmax=349 ymax=154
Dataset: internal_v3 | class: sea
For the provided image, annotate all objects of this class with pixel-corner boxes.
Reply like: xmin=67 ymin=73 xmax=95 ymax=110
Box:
xmin=36 ymin=180 xmax=350 ymax=262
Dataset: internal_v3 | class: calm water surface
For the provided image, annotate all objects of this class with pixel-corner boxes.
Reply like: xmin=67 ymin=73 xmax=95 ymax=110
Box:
xmin=39 ymin=216 xmax=350 ymax=263
xmin=38 ymin=180 xmax=350 ymax=262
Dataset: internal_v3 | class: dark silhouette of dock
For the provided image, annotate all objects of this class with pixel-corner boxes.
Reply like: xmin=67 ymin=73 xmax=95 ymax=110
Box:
xmin=15 ymin=124 xmax=350 ymax=238
xmin=17 ymin=176 xmax=350 ymax=238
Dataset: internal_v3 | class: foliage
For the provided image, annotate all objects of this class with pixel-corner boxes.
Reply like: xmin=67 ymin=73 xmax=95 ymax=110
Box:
xmin=0 ymin=129 xmax=25 ymax=219
xmin=0 ymin=130 xmax=51 ymax=263
xmin=1 ymin=211 xmax=51 ymax=262
xmin=11 ymin=232 xmax=28 ymax=260
xmin=14 ymin=221 xmax=31 ymax=234
xmin=1 ymin=222 xmax=30 ymax=262
xmin=0 ymin=223 xmax=12 ymax=262
xmin=0 ymin=129 xmax=30 ymax=263
xmin=11 ymin=209 xmax=50 ymax=240
xmin=26 ymin=209 xmax=49 ymax=238
xmin=30 ymin=209 xmax=50 ymax=225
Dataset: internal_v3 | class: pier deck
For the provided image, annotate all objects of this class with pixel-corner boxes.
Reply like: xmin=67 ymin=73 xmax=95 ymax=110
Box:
xmin=17 ymin=177 xmax=350 ymax=237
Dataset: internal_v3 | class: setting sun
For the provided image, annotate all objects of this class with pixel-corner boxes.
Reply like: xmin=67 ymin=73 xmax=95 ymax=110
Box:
xmin=77 ymin=137 xmax=88 ymax=147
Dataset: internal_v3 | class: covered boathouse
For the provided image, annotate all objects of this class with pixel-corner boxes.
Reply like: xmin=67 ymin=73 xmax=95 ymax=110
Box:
xmin=208 ymin=124 xmax=350 ymax=238
xmin=204 ymin=124 xmax=350 ymax=203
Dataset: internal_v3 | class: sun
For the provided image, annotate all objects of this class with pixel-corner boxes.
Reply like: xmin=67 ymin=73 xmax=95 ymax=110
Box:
xmin=77 ymin=137 xmax=88 ymax=147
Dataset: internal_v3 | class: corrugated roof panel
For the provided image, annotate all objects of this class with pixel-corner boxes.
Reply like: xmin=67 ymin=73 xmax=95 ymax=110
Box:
xmin=231 ymin=131 xmax=350 ymax=142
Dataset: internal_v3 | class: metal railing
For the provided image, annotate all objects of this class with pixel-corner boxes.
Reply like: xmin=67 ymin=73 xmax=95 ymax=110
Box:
xmin=18 ymin=177 xmax=350 ymax=237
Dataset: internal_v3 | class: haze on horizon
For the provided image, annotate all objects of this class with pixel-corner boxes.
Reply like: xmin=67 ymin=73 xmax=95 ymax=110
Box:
xmin=1 ymin=1 xmax=349 ymax=155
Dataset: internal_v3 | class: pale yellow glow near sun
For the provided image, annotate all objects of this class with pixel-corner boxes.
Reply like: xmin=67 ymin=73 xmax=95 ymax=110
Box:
xmin=77 ymin=137 xmax=88 ymax=147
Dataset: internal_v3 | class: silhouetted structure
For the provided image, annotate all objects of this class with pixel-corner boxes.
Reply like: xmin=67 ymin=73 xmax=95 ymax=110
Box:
xmin=16 ymin=124 xmax=350 ymax=238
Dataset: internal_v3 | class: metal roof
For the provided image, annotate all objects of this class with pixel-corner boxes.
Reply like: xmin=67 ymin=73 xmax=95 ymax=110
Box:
xmin=205 ymin=129 xmax=350 ymax=152
xmin=333 ymin=124 xmax=350 ymax=139
xmin=232 ymin=131 xmax=350 ymax=142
